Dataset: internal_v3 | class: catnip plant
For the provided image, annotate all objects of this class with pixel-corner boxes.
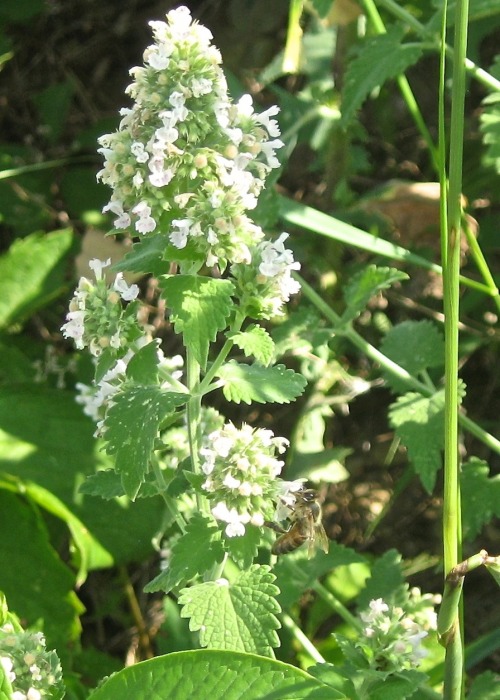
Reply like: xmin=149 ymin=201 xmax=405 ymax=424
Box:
xmin=59 ymin=6 xmax=445 ymax=698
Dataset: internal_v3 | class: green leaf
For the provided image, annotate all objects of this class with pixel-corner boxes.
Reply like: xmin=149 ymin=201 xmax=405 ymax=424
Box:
xmin=467 ymin=671 xmax=500 ymax=700
xmin=229 ymin=325 xmax=275 ymax=366
xmin=341 ymin=265 xmax=408 ymax=324
xmin=381 ymin=320 xmax=444 ymax=392
xmin=33 ymin=81 xmax=74 ymax=144
xmin=0 ymin=474 xmax=110 ymax=586
xmin=144 ymin=514 xmax=225 ymax=594
xmin=0 ymin=229 xmax=75 ymax=329
xmin=225 ymin=525 xmax=262 ymax=570
xmin=216 ymin=361 xmax=307 ymax=404
xmin=162 ymin=276 xmax=235 ymax=369
xmin=389 ymin=390 xmax=445 ymax=493
xmin=368 ymin=670 xmax=428 ymax=699
xmin=274 ymin=542 xmax=366 ymax=607
xmin=126 ymin=340 xmax=160 ymax=384
xmin=78 ymin=470 xmax=124 ymax=499
xmin=87 ymin=649 xmax=335 ymax=700
xmin=356 ymin=550 xmax=405 ymax=612
xmin=286 ymin=447 xmax=350 ymax=483
xmin=486 ymin=561 xmax=500 ymax=589
xmin=460 ymin=458 xmax=500 ymax=539
xmin=178 ymin=565 xmax=281 ymax=656
xmin=278 ymin=195 xmax=444 ymax=275
xmin=112 ymin=234 xmax=171 ymax=276
xmin=341 ymin=27 xmax=423 ymax=127
xmin=0 ymin=490 xmax=84 ymax=656
xmin=0 ymin=385 xmax=166 ymax=567
xmin=104 ymin=386 xmax=188 ymax=499
xmin=480 ymin=90 xmax=500 ymax=174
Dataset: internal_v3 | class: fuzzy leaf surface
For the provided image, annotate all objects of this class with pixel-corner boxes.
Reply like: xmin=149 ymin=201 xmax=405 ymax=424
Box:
xmin=389 ymin=390 xmax=445 ymax=493
xmin=460 ymin=458 xmax=500 ymax=539
xmin=341 ymin=27 xmax=423 ymax=127
xmin=381 ymin=320 xmax=444 ymax=392
xmin=162 ymin=275 xmax=234 ymax=369
xmin=178 ymin=565 xmax=281 ymax=656
xmin=144 ymin=513 xmax=225 ymax=594
xmin=104 ymin=386 xmax=187 ymax=499
xmin=229 ymin=325 xmax=275 ymax=366
xmin=341 ymin=265 xmax=408 ymax=324
xmin=87 ymin=649 xmax=336 ymax=700
xmin=216 ymin=361 xmax=307 ymax=404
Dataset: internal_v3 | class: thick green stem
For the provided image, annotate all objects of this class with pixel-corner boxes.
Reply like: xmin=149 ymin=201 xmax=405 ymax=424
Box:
xmin=442 ymin=0 xmax=469 ymax=696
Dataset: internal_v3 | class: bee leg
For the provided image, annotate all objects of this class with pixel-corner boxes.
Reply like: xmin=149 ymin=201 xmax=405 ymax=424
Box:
xmin=264 ymin=521 xmax=287 ymax=535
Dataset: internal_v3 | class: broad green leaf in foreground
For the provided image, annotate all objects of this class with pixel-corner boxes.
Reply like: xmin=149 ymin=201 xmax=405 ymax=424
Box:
xmin=104 ymin=386 xmax=188 ymax=499
xmin=161 ymin=275 xmax=235 ymax=369
xmin=0 ymin=474 xmax=111 ymax=585
xmin=341 ymin=26 xmax=423 ymax=127
xmin=216 ymin=361 xmax=307 ymax=404
xmin=228 ymin=324 xmax=275 ymax=366
xmin=112 ymin=233 xmax=171 ymax=275
xmin=87 ymin=649 xmax=338 ymax=700
xmin=0 ymin=385 xmax=165 ymax=567
xmin=341 ymin=265 xmax=408 ymax=324
xmin=178 ymin=565 xmax=281 ymax=657
xmin=145 ymin=513 xmax=225 ymax=594
xmin=467 ymin=671 xmax=500 ymax=700
xmin=0 ymin=491 xmax=83 ymax=657
xmin=0 ymin=229 xmax=74 ymax=329
xmin=389 ymin=390 xmax=445 ymax=493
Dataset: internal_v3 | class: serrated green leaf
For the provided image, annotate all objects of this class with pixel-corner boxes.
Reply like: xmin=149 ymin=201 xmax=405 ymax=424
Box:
xmin=381 ymin=320 xmax=445 ymax=393
xmin=87 ymin=649 xmax=335 ymax=700
xmin=162 ymin=275 xmax=234 ymax=369
xmin=126 ymin=340 xmax=160 ymax=384
xmin=111 ymin=234 xmax=171 ymax=275
xmin=480 ymin=91 xmax=500 ymax=174
xmin=467 ymin=671 xmax=500 ymax=700
xmin=225 ymin=525 xmax=262 ymax=570
xmin=356 ymin=550 xmax=404 ymax=612
xmin=145 ymin=514 xmax=225 ymax=594
xmin=0 ymin=229 xmax=74 ymax=329
xmin=341 ymin=265 xmax=408 ymax=324
xmin=179 ymin=565 xmax=281 ymax=656
xmin=389 ymin=390 xmax=445 ymax=493
xmin=369 ymin=670 xmax=428 ymax=699
xmin=79 ymin=470 xmax=124 ymax=499
xmin=229 ymin=325 xmax=275 ymax=366
xmin=341 ymin=27 xmax=423 ymax=127
xmin=104 ymin=387 xmax=188 ymax=499
xmin=216 ymin=361 xmax=307 ymax=404
xmin=461 ymin=458 xmax=500 ymax=539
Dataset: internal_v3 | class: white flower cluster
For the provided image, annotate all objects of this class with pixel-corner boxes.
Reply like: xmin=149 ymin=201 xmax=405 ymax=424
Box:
xmin=61 ymin=259 xmax=140 ymax=357
xmin=230 ymin=232 xmax=301 ymax=319
xmin=97 ymin=5 xmax=285 ymax=269
xmin=200 ymin=422 xmax=289 ymax=537
xmin=0 ymin=625 xmax=64 ymax=700
xmin=358 ymin=598 xmax=432 ymax=670
xmin=76 ymin=343 xmax=184 ymax=436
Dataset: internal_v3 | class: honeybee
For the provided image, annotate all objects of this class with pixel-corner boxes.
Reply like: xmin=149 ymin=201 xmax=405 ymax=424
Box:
xmin=267 ymin=489 xmax=329 ymax=557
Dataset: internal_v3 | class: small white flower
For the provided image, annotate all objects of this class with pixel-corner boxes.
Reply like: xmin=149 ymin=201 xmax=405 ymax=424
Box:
xmin=113 ymin=273 xmax=139 ymax=301
xmin=89 ymin=258 xmax=112 ymax=280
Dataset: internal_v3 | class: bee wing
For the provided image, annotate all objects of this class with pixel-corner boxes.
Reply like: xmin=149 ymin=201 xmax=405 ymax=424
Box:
xmin=315 ymin=523 xmax=329 ymax=554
